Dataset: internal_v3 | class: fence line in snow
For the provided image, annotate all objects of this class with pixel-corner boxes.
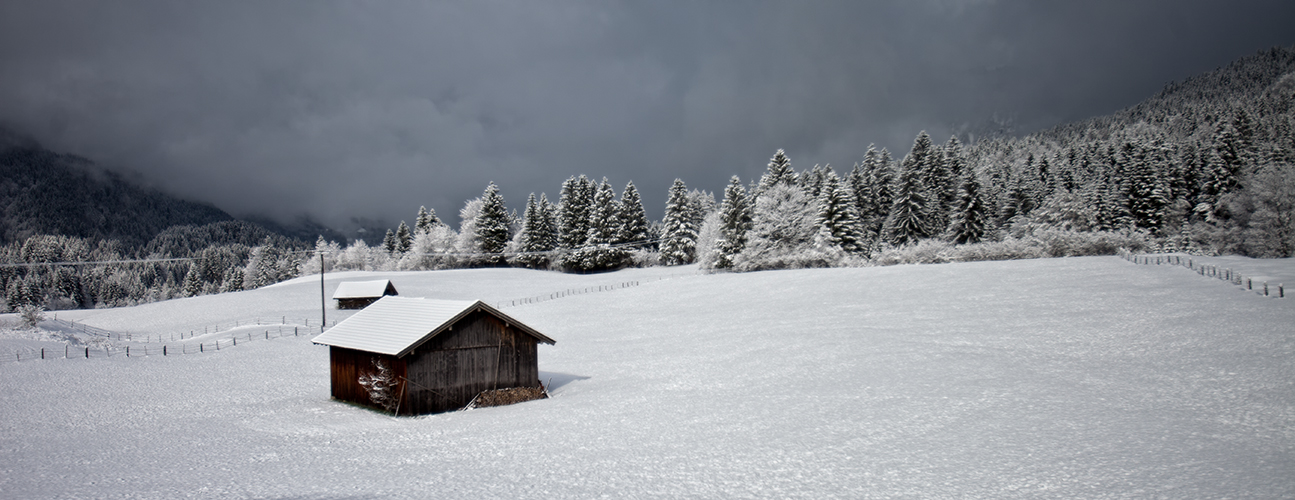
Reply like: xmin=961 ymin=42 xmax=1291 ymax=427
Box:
xmin=46 ymin=316 xmax=338 ymax=343
xmin=3 ymin=324 xmax=315 ymax=363
xmin=493 ymin=271 xmax=702 ymax=309
xmin=1118 ymin=249 xmax=1285 ymax=298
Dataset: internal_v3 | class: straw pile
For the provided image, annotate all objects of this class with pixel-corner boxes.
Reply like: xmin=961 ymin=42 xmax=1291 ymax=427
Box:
xmin=469 ymin=386 xmax=548 ymax=409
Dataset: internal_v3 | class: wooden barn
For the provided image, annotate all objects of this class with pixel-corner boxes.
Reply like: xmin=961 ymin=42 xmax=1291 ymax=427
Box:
xmin=311 ymin=296 xmax=556 ymax=415
xmin=331 ymin=279 xmax=399 ymax=309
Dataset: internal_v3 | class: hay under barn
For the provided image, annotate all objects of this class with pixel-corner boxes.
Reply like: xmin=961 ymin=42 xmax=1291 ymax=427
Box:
xmin=467 ymin=386 xmax=548 ymax=409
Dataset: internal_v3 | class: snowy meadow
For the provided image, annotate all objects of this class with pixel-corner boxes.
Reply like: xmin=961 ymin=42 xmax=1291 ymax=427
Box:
xmin=1 ymin=256 xmax=1293 ymax=499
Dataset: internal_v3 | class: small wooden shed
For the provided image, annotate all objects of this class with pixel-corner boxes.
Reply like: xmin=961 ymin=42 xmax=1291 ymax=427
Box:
xmin=312 ymin=296 xmax=556 ymax=415
xmin=332 ymin=280 xmax=399 ymax=309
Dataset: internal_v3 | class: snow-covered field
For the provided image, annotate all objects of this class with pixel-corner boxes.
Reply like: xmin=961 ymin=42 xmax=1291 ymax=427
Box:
xmin=2 ymin=256 xmax=1293 ymax=499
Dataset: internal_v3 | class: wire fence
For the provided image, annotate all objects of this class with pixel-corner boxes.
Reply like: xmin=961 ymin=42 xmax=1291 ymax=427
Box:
xmin=46 ymin=316 xmax=338 ymax=343
xmin=492 ymin=271 xmax=702 ymax=309
xmin=5 ymin=324 xmax=314 ymax=363
xmin=1119 ymin=249 xmax=1285 ymax=298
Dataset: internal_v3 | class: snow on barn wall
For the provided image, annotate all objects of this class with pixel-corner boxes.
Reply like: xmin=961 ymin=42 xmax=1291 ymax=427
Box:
xmin=331 ymin=279 xmax=399 ymax=309
xmin=312 ymin=296 xmax=556 ymax=415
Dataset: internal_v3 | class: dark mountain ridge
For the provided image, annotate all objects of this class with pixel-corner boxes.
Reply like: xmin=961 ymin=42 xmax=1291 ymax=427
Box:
xmin=0 ymin=129 xmax=234 ymax=249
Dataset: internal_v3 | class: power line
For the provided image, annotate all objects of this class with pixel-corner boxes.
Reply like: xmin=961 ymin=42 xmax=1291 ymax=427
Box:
xmin=0 ymin=238 xmax=663 ymax=269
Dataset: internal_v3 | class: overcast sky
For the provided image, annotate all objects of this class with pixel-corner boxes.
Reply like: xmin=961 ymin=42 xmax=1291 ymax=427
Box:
xmin=2 ymin=1 xmax=1293 ymax=233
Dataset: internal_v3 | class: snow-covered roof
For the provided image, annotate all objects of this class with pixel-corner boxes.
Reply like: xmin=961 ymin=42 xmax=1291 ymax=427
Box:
xmin=331 ymin=280 xmax=397 ymax=300
xmin=312 ymin=296 xmax=554 ymax=357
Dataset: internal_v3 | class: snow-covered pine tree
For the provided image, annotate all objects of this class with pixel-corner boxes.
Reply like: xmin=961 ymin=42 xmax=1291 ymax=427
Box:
xmin=220 ymin=267 xmax=245 ymax=293
xmin=474 ymin=182 xmax=510 ymax=266
xmin=539 ymin=194 xmax=559 ymax=252
xmin=395 ymin=221 xmax=413 ymax=254
xmin=586 ymin=179 xmax=621 ymax=246
xmin=756 ymin=149 xmax=797 ymax=198
xmin=248 ymin=237 xmax=283 ymax=288
xmin=617 ymin=181 xmax=650 ymax=247
xmin=713 ymin=176 xmax=753 ymax=269
xmin=949 ymin=171 xmax=988 ymax=245
xmin=660 ymin=179 xmax=698 ymax=265
xmin=382 ymin=229 xmax=397 ymax=254
xmin=883 ymin=137 xmax=934 ymax=246
xmin=512 ymin=193 xmax=551 ymax=269
xmin=814 ymin=170 xmax=867 ymax=254
xmin=851 ymin=145 xmax=895 ymax=240
xmin=800 ymin=164 xmax=829 ymax=199
xmin=181 ymin=262 xmax=202 ymax=297
xmin=1123 ymin=142 xmax=1169 ymax=232
xmin=563 ymin=179 xmax=629 ymax=272
xmin=912 ymin=132 xmax=951 ymax=234
xmin=557 ymin=175 xmax=593 ymax=249
xmin=414 ymin=206 xmax=440 ymax=235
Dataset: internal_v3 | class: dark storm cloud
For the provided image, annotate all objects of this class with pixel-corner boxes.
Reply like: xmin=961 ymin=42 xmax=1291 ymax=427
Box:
xmin=1 ymin=1 xmax=1292 ymax=231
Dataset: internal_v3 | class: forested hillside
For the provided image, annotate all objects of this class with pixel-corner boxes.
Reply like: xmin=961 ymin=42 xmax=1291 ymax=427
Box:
xmin=0 ymin=130 xmax=310 ymax=311
xmin=0 ymin=129 xmax=234 ymax=248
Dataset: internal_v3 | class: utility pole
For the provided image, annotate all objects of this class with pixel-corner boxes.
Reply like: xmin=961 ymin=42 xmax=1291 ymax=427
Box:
xmin=320 ymin=251 xmax=326 ymax=333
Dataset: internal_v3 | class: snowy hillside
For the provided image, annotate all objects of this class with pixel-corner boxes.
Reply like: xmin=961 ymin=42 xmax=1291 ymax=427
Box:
xmin=1 ymin=256 xmax=1293 ymax=498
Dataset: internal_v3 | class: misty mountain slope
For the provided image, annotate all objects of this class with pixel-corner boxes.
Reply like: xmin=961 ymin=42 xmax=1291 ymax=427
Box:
xmin=0 ymin=129 xmax=233 ymax=247
xmin=1027 ymin=45 xmax=1295 ymax=148
xmin=2 ymin=257 xmax=1293 ymax=498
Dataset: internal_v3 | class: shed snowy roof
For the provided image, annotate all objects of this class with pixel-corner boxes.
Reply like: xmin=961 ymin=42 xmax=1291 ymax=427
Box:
xmin=312 ymin=296 xmax=555 ymax=357
xmin=331 ymin=280 xmax=397 ymax=300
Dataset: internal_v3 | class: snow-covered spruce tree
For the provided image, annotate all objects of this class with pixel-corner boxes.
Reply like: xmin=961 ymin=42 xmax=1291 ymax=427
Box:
xmin=851 ymin=146 xmax=895 ymax=241
xmin=756 ymin=149 xmax=797 ymax=198
xmin=512 ymin=193 xmax=552 ymax=269
xmin=617 ymin=181 xmax=650 ymax=247
xmin=414 ymin=206 xmax=440 ymax=235
xmin=220 ymin=267 xmax=244 ymax=293
xmin=1122 ymin=143 xmax=1169 ymax=232
xmin=659 ymin=179 xmax=698 ymax=265
xmin=557 ymin=175 xmax=594 ymax=250
xmin=382 ymin=229 xmax=397 ymax=254
xmin=181 ymin=262 xmax=203 ymax=297
xmin=474 ymin=182 xmax=510 ymax=266
xmin=814 ymin=171 xmax=867 ymax=255
xmin=909 ymin=131 xmax=952 ymax=235
xmin=538 ymin=194 xmax=559 ymax=251
xmin=800 ymin=164 xmax=829 ymax=199
xmin=882 ymin=146 xmax=932 ymax=246
xmin=566 ymin=178 xmax=629 ymax=272
xmin=949 ymin=171 xmax=988 ymax=245
xmin=586 ymin=179 xmax=621 ymax=246
xmin=712 ymin=176 xmax=753 ymax=269
xmin=246 ymin=237 xmax=284 ymax=288
xmin=733 ymin=183 xmax=827 ymax=271
xmin=395 ymin=221 xmax=413 ymax=254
